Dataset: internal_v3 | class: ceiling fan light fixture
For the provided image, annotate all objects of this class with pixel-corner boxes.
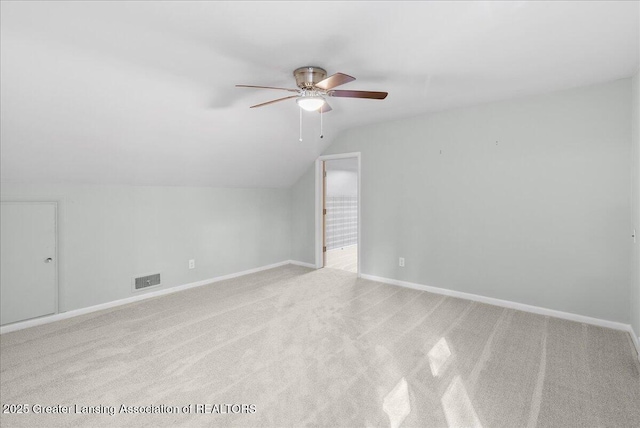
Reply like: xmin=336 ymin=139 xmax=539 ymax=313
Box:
xmin=296 ymin=96 xmax=325 ymax=112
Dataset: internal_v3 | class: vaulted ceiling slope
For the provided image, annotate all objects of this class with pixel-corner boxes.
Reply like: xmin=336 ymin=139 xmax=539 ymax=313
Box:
xmin=1 ymin=2 xmax=638 ymax=188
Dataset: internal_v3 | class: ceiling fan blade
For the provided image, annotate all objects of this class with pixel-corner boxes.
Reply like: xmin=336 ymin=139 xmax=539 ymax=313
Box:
xmin=319 ymin=102 xmax=332 ymax=113
xmin=315 ymin=73 xmax=356 ymax=90
xmin=236 ymin=85 xmax=299 ymax=93
xmin=249 ymin=95 xmax=298 ymax=108
xmin=328 ymin=89 xmax=388 ymax=100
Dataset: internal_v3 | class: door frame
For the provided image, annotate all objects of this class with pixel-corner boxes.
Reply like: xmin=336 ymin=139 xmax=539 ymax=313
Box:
xmin=315 ymin=152 xmax=361 ymax=276
xmin=0 ymin=201 xmax=59 ymax=320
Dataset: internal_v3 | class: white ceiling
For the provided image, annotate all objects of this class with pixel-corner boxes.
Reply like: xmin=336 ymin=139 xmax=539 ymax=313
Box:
xmin=1 ymin=1 xmax=638 ymax=188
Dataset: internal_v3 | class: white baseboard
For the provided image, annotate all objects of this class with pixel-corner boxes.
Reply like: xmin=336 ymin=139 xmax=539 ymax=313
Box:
xmin=0 ymin=260 xmax=291 ymax=335
xmin=288 ymin=260 xmax=317 ymax=269
xmin=360 ymin=273 xmax=635 ymax=334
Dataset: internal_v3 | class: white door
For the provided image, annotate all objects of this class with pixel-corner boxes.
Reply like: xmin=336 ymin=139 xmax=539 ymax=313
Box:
xmin=1 ymin=202 xmax=57 ymax=325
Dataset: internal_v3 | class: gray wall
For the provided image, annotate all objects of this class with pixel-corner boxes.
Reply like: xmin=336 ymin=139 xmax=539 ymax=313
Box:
xmin=290 ymin=168 xmax=316 ymax=264
xmin=632 ymin=71 xmax=640 ymax=336
xmin=0 ymin=184 xmax=291 ymax=313
xmin=292 ymin=79 xmax=632 ymax=324
xmin=326 ymin=170 xmax=358 ymax=198
xmin=2 ymin=78 xmax=635 ymax=327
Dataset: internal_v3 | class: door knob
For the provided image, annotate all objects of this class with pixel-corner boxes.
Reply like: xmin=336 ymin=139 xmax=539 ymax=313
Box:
xmin=45 ymin=258 xmax=53 ymax=263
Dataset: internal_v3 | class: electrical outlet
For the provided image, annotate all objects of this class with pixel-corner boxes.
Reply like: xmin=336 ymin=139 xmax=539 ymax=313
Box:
xmin=399 ymin=257 xmax=405 ymax=267
xmin=189 ymin=259 xmax=195 ymax=269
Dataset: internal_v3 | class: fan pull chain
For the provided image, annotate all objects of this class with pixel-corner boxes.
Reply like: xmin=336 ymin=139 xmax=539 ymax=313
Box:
xmin=320 ymin=107 xmax=323 ymax=139
xmin=299 ymin=107 xmax=303 ymax=142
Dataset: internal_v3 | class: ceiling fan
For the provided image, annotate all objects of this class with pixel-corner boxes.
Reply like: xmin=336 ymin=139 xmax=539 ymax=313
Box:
xmin=236 ymin=66 xmax=388 ymax=113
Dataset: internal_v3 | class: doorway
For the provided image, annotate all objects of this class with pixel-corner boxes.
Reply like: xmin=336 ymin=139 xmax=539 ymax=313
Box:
xmin=316 ymin=153 xmax=360 ymax=275
xmin=0 ymin=202 xmax=58 ymax=325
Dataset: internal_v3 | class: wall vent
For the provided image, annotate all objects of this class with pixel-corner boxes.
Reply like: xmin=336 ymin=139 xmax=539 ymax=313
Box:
xmin=133 ymin=273 xmax=161 ymax=291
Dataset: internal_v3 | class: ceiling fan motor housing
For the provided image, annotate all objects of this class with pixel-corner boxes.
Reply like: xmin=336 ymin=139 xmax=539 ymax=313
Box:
xmin=294 ymin=67 xmax=327 ymax=89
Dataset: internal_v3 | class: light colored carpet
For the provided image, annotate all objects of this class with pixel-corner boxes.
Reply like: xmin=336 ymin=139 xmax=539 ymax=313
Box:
xmin=326 ymin=245 xmax=357 ymax=273
xmin=1 ymin=265 xmax=639 ymax=427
